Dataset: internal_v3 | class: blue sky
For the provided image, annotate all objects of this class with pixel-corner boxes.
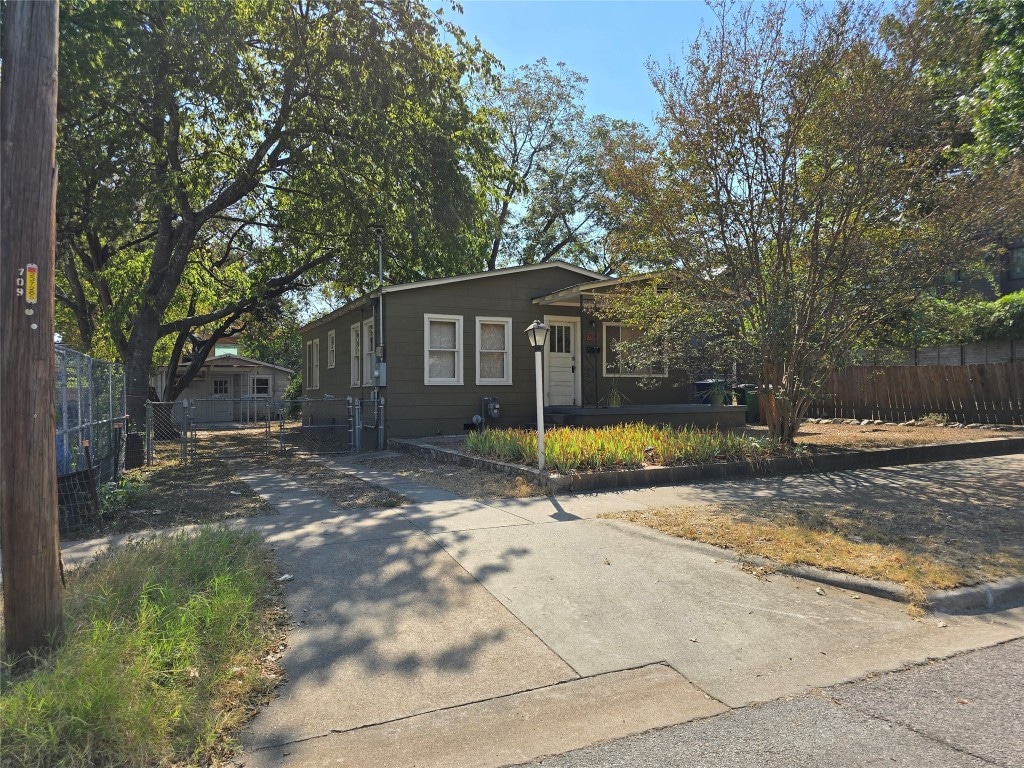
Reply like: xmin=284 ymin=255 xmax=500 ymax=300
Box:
xmin=453 ymin=1 xmax=715 ymax=127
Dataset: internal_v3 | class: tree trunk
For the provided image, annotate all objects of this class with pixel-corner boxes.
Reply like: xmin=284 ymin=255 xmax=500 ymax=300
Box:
xmin=124 ymin=309 xmax=162 ymax=429
xmin=0 ymin=0 xmax=64 ymax=658
xmin=759 ymin=362 xmax=811 ymax=444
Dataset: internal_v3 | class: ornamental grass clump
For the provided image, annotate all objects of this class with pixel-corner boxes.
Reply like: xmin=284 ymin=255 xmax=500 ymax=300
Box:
xmin=467 ymin=424 xmax=794 ymax=473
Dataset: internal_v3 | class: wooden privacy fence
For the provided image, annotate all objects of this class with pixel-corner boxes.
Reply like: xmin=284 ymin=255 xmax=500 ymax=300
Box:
xmin=805 ymin=363 xmax=1024 ymax=425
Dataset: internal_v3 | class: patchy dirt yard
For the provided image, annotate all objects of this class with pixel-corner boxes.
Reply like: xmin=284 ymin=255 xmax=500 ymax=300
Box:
xmin=62 ymin=458 xmax=275 ymax=541
xmin=744 ymin=421 xmax=1015 ymax=450
xmin=65 ymin=450 xmax=404 ymax=542
xmin=246 ymin=452 xmax=407 ymax=509
xmin=356 ymin=452 xmax=543 ymax=499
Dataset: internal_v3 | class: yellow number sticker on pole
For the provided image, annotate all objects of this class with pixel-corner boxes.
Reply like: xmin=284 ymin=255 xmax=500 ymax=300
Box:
xmin=25 ymin=264 xmax=38 ymax=304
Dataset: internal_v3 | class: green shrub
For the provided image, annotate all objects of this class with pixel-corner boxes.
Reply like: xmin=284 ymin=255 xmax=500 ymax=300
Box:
xmin=1 ymin=527 xmax=281 ymax=768
xmin=467 ymin=424 xmax=797 ymax=473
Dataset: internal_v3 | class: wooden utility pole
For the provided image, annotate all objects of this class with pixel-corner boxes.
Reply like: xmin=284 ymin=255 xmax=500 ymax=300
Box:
xmin=1 ymin=0 xmax=63 ymax=657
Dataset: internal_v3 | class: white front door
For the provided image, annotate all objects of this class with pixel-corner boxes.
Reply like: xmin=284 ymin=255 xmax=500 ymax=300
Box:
xmin=544 ymin=317 xmax=579 ymax=406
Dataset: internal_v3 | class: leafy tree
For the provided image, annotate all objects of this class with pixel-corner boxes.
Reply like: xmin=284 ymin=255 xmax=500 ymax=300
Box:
xmin=917 ymin=0 xmax=1024 ymax=162
xmin=237 ymin=297 xmax=303 ymax=373
xmin=478 ymin=58 xmax=643 ymax=273
xmin=54 ymin=0 xmax=494 ymax=422
xmin=602 ymin=1 xmax=1015 ymax=442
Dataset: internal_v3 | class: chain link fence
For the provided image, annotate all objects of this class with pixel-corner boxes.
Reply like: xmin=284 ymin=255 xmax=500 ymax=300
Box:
xmin=277 ymin=398 xmax=355 ymax=454
xmin=144 ymin=397 xmax=361 ymax=462
xmin=56 ymin=345 xmax=128 ymax=535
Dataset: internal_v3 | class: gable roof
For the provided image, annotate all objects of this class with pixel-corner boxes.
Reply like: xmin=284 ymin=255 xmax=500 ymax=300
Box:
xmin=158 ymin=353 xmax=294 ymax=375
xmin=302 ymin=261 xmax=607 ymax=332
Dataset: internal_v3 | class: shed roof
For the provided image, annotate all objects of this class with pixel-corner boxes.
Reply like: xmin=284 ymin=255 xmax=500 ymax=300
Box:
xmin=532 ymin=273 xmax=657 ymax=306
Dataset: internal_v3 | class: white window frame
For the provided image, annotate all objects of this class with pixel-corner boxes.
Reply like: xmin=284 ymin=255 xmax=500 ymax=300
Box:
xmin=424 ymin=313 xmax=464 ymax=385
xmin=212 ymin=377 xmax=229 ymax=396
xmin=251 ymin=375 xmax=271 ymax=396
xmin=475 ymin=316 xmax=512 ymax=385
xmin=311 ymin=338 xmax=320 ymax=390
xmin=327 ymin=329 xmax=336 ymax=369
xmin=602 ymin=322 xmax=667 ymax=378
xmin=362 ymin=319 xmax=376 ymax=385
xmin=350 ymin=322 xmax=361 ymax=387
xmin=1011 ymin=246 xmax=1024 ymax=280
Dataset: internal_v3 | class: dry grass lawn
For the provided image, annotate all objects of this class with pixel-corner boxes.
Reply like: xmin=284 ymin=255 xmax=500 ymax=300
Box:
xmin=606 ymin=495 xmax=1024 ymax=609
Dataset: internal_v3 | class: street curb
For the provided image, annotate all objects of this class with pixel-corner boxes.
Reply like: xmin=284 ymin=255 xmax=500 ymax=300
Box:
xmin=925 ymin=576 xmax=1024 ymax=614
xmin=599 ymin=519 xmax=1024 ymax=614
xmin=391 ymin=436 xmax=1024 ymax=495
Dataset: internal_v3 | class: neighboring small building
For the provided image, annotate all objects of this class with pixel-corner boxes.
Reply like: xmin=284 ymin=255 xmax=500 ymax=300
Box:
xmin=153 ymin=341 xmax=294 ymax=423
xmin=299 ymin=261 xmax=733 ymax=443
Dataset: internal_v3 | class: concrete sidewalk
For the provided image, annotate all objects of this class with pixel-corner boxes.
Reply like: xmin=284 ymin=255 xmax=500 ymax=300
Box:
xmin=224 ymin=453 xmax=1024 ymax=767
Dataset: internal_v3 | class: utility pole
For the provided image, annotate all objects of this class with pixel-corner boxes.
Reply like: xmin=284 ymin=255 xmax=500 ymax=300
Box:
xmin=1 ymin=0 xmax=63 ymax=658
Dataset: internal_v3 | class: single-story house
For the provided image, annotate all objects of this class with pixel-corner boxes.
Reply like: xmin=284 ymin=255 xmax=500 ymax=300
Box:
xmin=299 ymin=261 xmax=743 ymax=444
xmin=153 ymin=341 xmax=294 ymax=423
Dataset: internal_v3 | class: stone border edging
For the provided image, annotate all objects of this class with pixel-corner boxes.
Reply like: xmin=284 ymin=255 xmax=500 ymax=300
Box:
xmin=391 ymin=436 xmax=1024 ymax=495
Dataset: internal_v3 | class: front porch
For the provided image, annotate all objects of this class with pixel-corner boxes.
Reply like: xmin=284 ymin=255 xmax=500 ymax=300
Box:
xmin=543 ymin=404 xmax=746 ymax=431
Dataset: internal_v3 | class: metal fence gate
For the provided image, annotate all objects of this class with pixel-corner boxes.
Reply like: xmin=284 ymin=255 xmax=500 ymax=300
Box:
xmin=277 ymin=398 xmax=356 ymax=455
xmin=144 ymin=397 xmax=358 ymax=463
xmin=187 ymin=397 xmax=273 ymax=461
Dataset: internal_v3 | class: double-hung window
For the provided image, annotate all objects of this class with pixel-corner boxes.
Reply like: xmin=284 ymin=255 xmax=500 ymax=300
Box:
xmin=350 ymin=322 xmax=361 ymax=387
xmin=424 ymin=314 xmax=463 ymax=385
xmin=603 ymin=323 xmax=666 ymax=377
xmin=476 ymin=317 xmax=512 ymax=385
xmin=327 ymin=330 xmax=336 ymax=369
xmin=251 ymin=376 xmax=271 ymax=396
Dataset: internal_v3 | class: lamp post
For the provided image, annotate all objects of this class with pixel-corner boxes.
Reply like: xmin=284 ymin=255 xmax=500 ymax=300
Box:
xmin=524 ymin=320 xmax=550 ymax=471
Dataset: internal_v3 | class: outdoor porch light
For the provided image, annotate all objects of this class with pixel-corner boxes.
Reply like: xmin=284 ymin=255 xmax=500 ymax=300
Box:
xmin=524 ymin=320 xmax=550 ymax=470
xmin=525 ymin=319 xmax=550 ymax=351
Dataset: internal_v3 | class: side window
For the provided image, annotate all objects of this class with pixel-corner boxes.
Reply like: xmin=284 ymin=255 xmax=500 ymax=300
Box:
xmin=251 ymin=376 xmax=271 ymax=396
xmin=350 ymin=322 xmax=361 ymax=387
xmin=327 ymin=330 xmax=336 ymax=369
xmin=424 ymin=314 xmax=463 ymax=385
xmin=1011 ymin=246 xmax=1024 ymax=280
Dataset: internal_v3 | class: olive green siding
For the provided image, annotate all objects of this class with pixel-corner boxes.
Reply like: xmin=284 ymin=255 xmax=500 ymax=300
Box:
xmin=300 ymin=265 xmax=692 ymax=440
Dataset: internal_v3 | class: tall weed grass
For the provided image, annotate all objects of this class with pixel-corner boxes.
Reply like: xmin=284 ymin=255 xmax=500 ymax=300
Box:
xmin=467 ymin=424 xmax=796 ymax=473
xmin=0 ymin=527 xmax=281 ymax=768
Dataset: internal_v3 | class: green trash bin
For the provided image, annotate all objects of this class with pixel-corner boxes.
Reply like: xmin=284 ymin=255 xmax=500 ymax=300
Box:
xmin=744 ymin=387 xmax=759 ymax=424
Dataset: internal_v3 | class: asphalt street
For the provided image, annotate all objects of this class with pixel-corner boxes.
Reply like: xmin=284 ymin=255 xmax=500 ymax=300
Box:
xmin=515 ymin=639 xmax=1024 ymax=768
